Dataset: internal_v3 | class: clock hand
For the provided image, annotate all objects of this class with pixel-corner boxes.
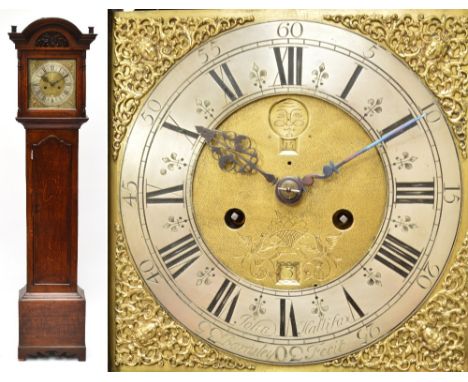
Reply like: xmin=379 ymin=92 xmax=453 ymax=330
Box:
xmin=196 ymin=126 xmax=278 ymax=185
xmin=301 ymin=113 xmax=426 ymax=185
xmin=51 ymin=73 xmax=68 ymax=87
xmin=41 ymin=74 xmax=52 ymax=85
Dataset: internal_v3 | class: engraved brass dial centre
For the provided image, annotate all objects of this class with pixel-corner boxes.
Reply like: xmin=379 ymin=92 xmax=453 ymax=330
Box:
xmin=192 ymin=95 xmax=388 ymax=289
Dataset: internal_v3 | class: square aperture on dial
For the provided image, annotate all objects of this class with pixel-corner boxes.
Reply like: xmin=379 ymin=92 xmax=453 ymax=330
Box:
xmin=28 ymin=59 xmax=76 ymax=110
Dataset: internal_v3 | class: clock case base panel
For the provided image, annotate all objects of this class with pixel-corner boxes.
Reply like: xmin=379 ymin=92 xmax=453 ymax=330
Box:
xmin=18 ymin=286 xmax=86 ymax=361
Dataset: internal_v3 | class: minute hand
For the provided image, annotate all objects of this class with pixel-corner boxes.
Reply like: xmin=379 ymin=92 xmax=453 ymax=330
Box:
xmin=302 ymin=113 xmax=426 ymax=185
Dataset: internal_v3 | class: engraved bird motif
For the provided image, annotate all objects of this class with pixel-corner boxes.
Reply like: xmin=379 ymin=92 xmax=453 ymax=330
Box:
xmin=296 ymin=233 xmax=341 ymax=257
xmin=238 ymin=233 xmax=283 ymax=259
xmin=316 ymin=235 xmax=341 ymax=256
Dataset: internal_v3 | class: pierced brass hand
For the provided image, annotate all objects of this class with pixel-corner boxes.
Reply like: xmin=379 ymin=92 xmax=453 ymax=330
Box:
xmin=196 ymin=126 xmax=278 ymax=185
xmin=41 ymin=74 xmax=52 ymax=86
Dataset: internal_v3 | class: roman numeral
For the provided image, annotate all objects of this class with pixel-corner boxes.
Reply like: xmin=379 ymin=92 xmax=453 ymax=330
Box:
xmin=279 ymin=299 xmax=298 ymax=337
xmin=395 ymin=181 xmax=434 ymax=204
xmin=209 ymin=63 xmax=243 ymax=102
xmin=146 ymin=184 xmax=184 ymax=204
xmin=375 ymin=234 xmax=421 ymax=278
xmin=380 ymin=113 xmax=419 ymax=142
xmin=162 ymin=121 xmax=199 ymax=139
xmin=340 ymin=65 xmax=363 ymax=99
xmin=159 ymin=233 xmax=200 ymax=279
xmin=273 ymin=46 xmax=303 ymax=85
xmin=207 ymin=279 xmax=240 ymax=323
xmin=343 ymin=287 xmax=365 ymax=319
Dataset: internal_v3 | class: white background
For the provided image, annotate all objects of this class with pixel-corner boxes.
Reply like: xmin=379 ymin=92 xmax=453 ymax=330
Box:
xmin=0 ymin=1 xmax=466 ymax=382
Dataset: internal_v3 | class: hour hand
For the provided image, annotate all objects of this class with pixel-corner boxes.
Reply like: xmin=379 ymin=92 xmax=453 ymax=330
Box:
xmin=41 ymin=74 xmax=52 ymax=85
xmin=196 ymin=126 xmax=278 ymax=185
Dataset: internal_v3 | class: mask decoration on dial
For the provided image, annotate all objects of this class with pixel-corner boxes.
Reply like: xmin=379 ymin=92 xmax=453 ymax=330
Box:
xmin=269 ymin=98 xmax=309 ymax=155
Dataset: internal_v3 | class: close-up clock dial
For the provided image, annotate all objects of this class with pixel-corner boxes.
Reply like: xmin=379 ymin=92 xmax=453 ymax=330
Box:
xmin=112 ymin=11 xmax=466 ymax=371
xmin=28 ymin=59 xmax=76 ymax=109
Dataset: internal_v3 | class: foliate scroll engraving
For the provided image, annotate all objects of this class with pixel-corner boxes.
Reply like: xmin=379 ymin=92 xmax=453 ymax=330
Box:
xmin=111 ymin=15 xmax=254 ymax=161
xmin=35 ymin=31 xmax=69 ymax=47
xmin=324 ymin=14 xmax=468 ymax=158
xmin=238 ymin=212 xmax=341 ymax=286
xmin=113 ymin=223 xmax=254 ymax=370
xmin=325 ymin=231 xmax=468 ymax=371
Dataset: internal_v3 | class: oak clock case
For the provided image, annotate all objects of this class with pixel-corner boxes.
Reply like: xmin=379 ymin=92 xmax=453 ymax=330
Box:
xmin=9 ymin=18 xmax=96 ymax=361
xmin=109 ymin=10 xmax=467 ymax=371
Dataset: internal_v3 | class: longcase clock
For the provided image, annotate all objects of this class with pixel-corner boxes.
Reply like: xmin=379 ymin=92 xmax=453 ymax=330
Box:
xmin=9 ymin=18 xmax=96 ymax=361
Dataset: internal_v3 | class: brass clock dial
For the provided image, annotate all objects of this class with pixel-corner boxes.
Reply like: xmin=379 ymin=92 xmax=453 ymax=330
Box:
xmin=115 ymin=14 xmax=464 ymax=368
xmin=28 ymin=59 xmax=76 ymax=109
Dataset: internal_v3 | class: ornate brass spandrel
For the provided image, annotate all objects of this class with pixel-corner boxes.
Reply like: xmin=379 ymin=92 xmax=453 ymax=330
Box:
xmin=325 ymin=231 xmax=468 ymax=371
xmin=324 ymin=13 xmax=468 ymax=159
xmin=111 ymin=15 xmax=254 ymax=161
xmin=113 ymin=223 xmax=255 ymax=370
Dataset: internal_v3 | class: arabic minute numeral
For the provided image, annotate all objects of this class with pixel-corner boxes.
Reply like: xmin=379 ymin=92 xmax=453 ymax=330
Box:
xmin=357 ymin=324 xmax=381 ymax=345
xmin=421 ymin=103 xmax=442 ymax=123
xmin=276 ymin=21 xmax=303 ymax=38
xmin=140 ymin=98 xmax=161 ymax=125
xmin=416 ymin=262 xmax=440 ymax=289
xmin=198 ymin=41 xmax=221 ymax=63
xmin=275 ymin=345 xmax=304 ymax=363
xmin=139 ymin=259 xmax=160 ymax=283
xmin=363 ymin=44 xmax=378 ymax=58
xmin=443 ymin=186 xmax=461 ymax=204
xmin=121 ymin=180 xmax=137 ymax=207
